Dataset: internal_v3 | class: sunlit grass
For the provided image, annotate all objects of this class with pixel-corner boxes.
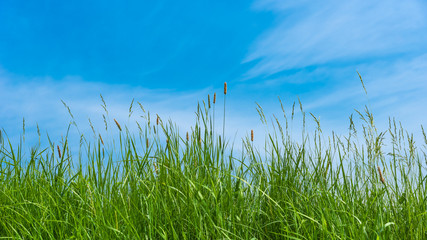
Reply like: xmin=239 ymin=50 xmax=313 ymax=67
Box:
xmin=0 ymin=82 xmax=426 ymax=239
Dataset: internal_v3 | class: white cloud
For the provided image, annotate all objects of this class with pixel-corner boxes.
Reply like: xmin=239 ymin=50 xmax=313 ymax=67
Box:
xmin=245 ymin=0 xmax=427 ymax=79
xmin=303 ymin=54 xmax=427 ymax=109
xmin=297 ymin=53 xmax=427 ymax=143
xmin=236 ymin=0 xmax=427 ymax=148
xmin=0 ymin=69 xmax=271 ymax=155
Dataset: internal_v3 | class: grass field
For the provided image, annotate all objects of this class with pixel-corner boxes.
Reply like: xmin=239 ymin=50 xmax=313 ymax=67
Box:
xmin=1 ymin=83 xmax=426 ymax=239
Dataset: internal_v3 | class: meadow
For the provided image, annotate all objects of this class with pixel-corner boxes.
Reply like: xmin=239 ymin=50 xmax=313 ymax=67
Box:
xmin=1 ymin=82 xmax=426 ymax=239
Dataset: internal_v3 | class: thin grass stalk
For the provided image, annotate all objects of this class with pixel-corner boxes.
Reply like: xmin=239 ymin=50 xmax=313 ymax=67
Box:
xmin=213 ymin=92 xmax=216 ymax=139
xmin=222 ymin=83 xmax=227 ymax=161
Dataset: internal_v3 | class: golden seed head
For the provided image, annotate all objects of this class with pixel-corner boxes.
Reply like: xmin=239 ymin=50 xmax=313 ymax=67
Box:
xmin=224 ymin=82 xmax=227 ymax=95
xmin=146 ymin=138 xmax=149 ymax=148
xmin=186 ymin=132 xmax=189 ymax=141
xmin=156 ymin=115 xmax=159 ymax=125
xmin=213 ymin=93 xmax=216 ymax=104
xmin=377 ymin=166 xmax=385 ymax=184
xmin=57 ymin=145 xmax=62 ymax=158
xmin=99 ymin=134 xmax=104 ymax=145
xmin=114 ymin=119 xmax=122 ymax=131
xmin=251 ymin=130 xmax=254 ymax=142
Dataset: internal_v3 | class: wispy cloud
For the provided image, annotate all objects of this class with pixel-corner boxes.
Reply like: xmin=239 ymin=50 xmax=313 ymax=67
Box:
xmin=298 ymin=53 xmax=427 ymax=138
xmin=0 ymin=68 xmax=269 ymax=153
xmin=0 ymin=71 xmax=194 ymax=133
xmin=245 ymin=0 xmax=427 ymax=79
xmin=236 ymin=0 xmax=427 ymax=141
xmin=303 ymin=54 xmax=427 ymax=109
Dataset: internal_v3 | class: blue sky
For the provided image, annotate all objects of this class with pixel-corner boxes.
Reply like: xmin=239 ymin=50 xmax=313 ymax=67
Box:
xmin=1 ymin=0 xmax=427 ymax=150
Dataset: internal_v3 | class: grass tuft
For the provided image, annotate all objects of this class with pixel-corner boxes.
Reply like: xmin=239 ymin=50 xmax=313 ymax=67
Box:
xmin=0 ymin=85 xmax=426 ymax=239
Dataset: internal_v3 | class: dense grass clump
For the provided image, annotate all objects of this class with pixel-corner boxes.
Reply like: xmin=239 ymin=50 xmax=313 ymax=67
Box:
xmin=1 ymin=86 xmax=427 ymax=239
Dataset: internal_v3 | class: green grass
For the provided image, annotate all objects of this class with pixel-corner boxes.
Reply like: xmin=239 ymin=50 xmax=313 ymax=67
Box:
xmin=1 ymin=88 xmax=427 ymax=239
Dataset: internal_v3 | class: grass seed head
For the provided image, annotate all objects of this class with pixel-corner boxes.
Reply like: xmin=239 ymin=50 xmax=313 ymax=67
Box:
xmin=146 ymin=138 xmax=149 ymax=148
xmin=114 ymin=119 xmax=122 ymax=131
xmin=224 ymin=82 xmax=227 ymax=95
xmin=213 ymin=93 xmax=216 ymax=104
xmin=99 ymin=134 xmax=104 ymax=145
xmin=377 ymin=166 xmax=385 ymax=184
xmin=156 ymin=115 xmax=160 ymax=125
xmin=57 ymin=145 xmax=62 ymax=159
xmin=251 ymin=130 xmax=254 ymax=142
xmin=186 ymin=132 xmax=189 ymax=141
xmin=208 ymin=94 xmax=211 ymax=108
